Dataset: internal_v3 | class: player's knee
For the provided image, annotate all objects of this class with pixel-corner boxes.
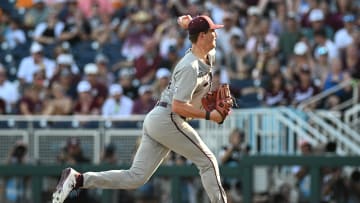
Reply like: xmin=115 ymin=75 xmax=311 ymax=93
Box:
xmin=196 ymin=155 xmax=218 ymax=173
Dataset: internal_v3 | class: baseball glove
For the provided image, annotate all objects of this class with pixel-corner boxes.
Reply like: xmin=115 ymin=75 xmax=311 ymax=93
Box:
xmin=202 ymin=84 xmax=233 ymax=123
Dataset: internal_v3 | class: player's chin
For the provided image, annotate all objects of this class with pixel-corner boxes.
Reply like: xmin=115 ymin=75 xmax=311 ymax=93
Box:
xmin=212 ymin=41 xmax=217 ymax=47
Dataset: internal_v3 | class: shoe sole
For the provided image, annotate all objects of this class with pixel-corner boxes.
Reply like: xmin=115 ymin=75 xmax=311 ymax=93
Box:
xmin=52 ymin=168 xmax=73 ymax=203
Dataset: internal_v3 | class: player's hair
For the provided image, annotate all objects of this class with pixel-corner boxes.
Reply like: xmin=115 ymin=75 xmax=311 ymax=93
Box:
xmin=189 ymin=29 xmax=210 ymax=43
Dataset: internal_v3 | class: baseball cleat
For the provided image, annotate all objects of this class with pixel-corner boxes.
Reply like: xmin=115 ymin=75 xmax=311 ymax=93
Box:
xmin=52 ymin=167 xmax=80 ymax=203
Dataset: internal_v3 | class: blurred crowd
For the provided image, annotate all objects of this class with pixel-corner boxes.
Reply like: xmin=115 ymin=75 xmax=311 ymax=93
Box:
xmin=0 ymin=0 xmax=359 ymax=116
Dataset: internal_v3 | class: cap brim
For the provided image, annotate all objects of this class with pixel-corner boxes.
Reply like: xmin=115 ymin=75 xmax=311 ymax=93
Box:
xmin=210 ymin=24 xmax=224 ymax=29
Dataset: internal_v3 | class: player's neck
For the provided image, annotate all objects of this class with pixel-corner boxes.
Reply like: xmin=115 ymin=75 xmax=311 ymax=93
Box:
xmin=191 ymin=45 xmax=209 ymax=62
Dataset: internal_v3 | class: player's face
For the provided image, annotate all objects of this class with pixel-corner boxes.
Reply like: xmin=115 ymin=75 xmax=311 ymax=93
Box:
xmin=202 ymin=29 xmax=217 ymax=50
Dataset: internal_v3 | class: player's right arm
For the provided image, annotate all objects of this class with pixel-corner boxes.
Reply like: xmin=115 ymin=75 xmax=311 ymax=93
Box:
xmin=172 ymin=99 xmax=223 ymax=123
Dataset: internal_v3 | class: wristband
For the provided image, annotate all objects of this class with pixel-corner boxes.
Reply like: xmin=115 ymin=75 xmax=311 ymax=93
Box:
xmin=205 ymin=111 xmax=210 ymax=120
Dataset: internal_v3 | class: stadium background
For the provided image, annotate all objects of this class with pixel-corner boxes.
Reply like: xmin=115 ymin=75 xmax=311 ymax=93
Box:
xmin=0 ymin=0 xmax=360 ymax=202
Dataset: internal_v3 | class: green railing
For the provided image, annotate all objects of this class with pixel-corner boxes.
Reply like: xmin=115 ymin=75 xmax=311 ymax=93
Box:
xmin=1 ymin=155 xmax=360 ymax=203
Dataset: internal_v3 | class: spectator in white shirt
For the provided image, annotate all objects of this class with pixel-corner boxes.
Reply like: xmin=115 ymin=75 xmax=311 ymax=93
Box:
xmin=314 ymin=28 xmax=338 ymax=60
xmin=4 ymin=17 xmax=26 ymax=49
xmin=334 ymin=14 xmax=356 ymax=50
xmin=0 ymin=64 xmax=19 ymax=113
xmin=216 ymin=12 xmax=245 ymax=56
xmin=246 ymin=18 xmax=279 ymax=57
xmin=101 ymin=84 xmax=133 ymax=117
xmin=17 ymin=42 xmax=56 ymax=85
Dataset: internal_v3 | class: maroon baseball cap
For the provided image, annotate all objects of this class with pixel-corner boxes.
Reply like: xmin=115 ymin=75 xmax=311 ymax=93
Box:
xmin=188 ymin=15 xmax=224 ymax=35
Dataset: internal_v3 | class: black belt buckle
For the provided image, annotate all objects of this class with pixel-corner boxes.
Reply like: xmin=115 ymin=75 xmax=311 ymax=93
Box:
xmin=156 ymin=101 xmax=168 ymax=108
xmin=157 ymin=101 xmax=188 ymax=121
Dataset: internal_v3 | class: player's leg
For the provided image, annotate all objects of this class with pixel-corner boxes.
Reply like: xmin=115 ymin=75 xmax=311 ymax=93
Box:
xmin=53 ymin=130 xmax=170 ymax=203
xmin=83 ymin=133 xmax=170 ymax=189
xmin=147 ymin=112 xmax=227 ymax=203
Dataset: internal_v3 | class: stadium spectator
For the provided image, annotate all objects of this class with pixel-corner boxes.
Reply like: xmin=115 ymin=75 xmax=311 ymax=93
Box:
xmin=226 ymin=36 xmax=254 ymax=81
xmin=292 ymin=65 xmax=319 ymax=107
xmin=348 ymin=169 xmax=360 ymax=203
xmin=246 ymin=18 xmax=277 ymax=57
xmin=57 ymin=137 xmax=90 ymax=164
xmin=278 ymin=12 xmax=302 ymax=65
xmin=152 ymin=68 xmax=171 ymax=100
xmin=59 ymin=0 xmax=92 ymax=45
xmin=284 ymin=41 xmax=312 ymax=82
xmin=158 ymin=45 xmax=181 ymax=70
xmin=52 ymin=67 xmax=79 ymax=100
xmin=301 ymin=8 xmax=334 ymax=45
xmin=101 ymin=143 xmax=118 ymax=165
xmin=77 ymin=0 xmax=114 ymax=20
xmin=18 ymin=84 xmax=44 ymax=115
xmin=219 ymin=128 xmax=249 ymax=203
xmin=17 ymin=42 xmax=56 ymax=85
xmin=312 ymin=46 xmax=330 ymax=85
xmin=5 ymin=140 xmax=30 ymax=203
xmin=56 ymin=137 xmax=94 ymax=203
xmin=0 ymin=64 xmax=19 ymax=114
xmin=172 ymin=30 xmax=191 ymax=58
xmin=219 ymin=128 xmax=248 ymax=166
xmin=32 ymin=10 xmax=65 ymax=46
xmin=321 ymin=167 xmax=348 ymax=203
xmin=321 ymin=58 xmax=352 ymax=109
xmin=292 ymin=141 xmax=313 ymax=203
xmin=95 ymin=53 xmax=115 ymax=87
xmin=133 ymin=38 xmax=163 ymax=85
xmin=335 ymin=13 xmax=356 ymax=50
xmin=342 ymin=43 xmax=360 ymax=75
xmin=152 ymin=10 xmax=178 ymax=59
xmin=52 ymin=53 xmax=79 ymax=80
xmin=118 ymin=10 xmax=153 ymax=60
xmin=42 ymin=82 xmax=73 ymax=115
xmin=73 ymin=80 xmax=101 ymax=115
xmin=318 ymin=0 xmax=344 ymax=32
xmin=263 ymin=73 xmax=290 ymax=107
xmin=313 ymin=28 xmax=338 ymax=60
xmin=216 ymin=11 xmax=245 ymax=57
xmin=117 ymin=67 xmax=139 ymax=100
xmin=83 ymin=63 xmax=108 ymax=106
xmin=23 ymin=0 xmax=50 ymax=28
xmin=91 ymin=13 xmax=120 ymax=45
xmin=15 ymin=0 xmax=34 ymax=9
xmin=269 ymin=1 xmax=287 ymax=36
xmin=101 ymin=84 xmax=133 ymax=117
xmin=132 ymin=85 xmax=156 ymax=115
xmin=261 ymin=57 xmax=282 ymax=86
xmin=4 ymin=17 xmax=26 ymax=49
xmin=245 ymin=6 xmax=263 ymax=38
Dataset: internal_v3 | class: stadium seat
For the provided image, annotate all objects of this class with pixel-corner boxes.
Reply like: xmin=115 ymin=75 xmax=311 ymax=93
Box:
xmin=100 ymin=42 xmax=124 ymax=66
xmin=72 ymin=41 xmax=98 ymax=70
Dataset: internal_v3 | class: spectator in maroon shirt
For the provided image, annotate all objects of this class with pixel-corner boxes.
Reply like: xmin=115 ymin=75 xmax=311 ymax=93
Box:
xmin=133 ymin=38 xmax=162 ymax=84
xmin=18 ymin=85 xmax=43 ymax=115
xmin=319 ymin=0 xmax=344 ymax=32
xmin=263 ymin=73 xmax=290 ymax=107
xmin=292 ymin=65 xmax=319 ymax=108
xmin=73 ymin=80 xmax=101 ymax=115
xmin=83 ymin=63 xmax=108 ymax=106
xmin=131 ymin=85 xmax=156 ymax=115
